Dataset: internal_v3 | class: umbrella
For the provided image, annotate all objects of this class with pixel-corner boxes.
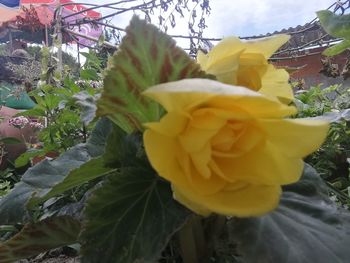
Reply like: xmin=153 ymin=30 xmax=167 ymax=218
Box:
xmin=0 ymin=0 xmax=21 ymax=23
xmin=1 ymin=0 xmax=102 ymax=46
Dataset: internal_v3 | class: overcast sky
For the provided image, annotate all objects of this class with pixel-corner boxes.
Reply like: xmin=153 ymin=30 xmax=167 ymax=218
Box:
xmin=77 ymin=0 xmax=337 ymax=38
xmin=206 ymin=0 xmax=336 ymax=37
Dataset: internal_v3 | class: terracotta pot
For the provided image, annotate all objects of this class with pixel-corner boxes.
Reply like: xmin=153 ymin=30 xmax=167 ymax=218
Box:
xmin=0 ymin=106 xmax=37 ymax=169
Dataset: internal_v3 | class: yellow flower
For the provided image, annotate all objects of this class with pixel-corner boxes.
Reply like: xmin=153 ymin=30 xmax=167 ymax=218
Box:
xmin=143 ymin=79 xmax=328 ymax=217
xmin=197 ymin=35 xmax=293 ymax=103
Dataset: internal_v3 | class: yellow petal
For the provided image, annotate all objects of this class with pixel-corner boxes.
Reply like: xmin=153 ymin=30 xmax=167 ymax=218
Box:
xmin=143 ymin=79 xmax=217 ymax=113
xmin=197 ymin=50 xmax=209 ymax=67
xmin=173 ymin=183 xmax=281 ymax=217
xmin=206 ymin=37 xmax=245 ymax=66
xmin=172 ymin=184 xmax=212 ymax=216
xmin=236 ymin=66 xmax=264 ymax=91
xmin=260 ymin=119 xmax=329 ymax=158
xmin=179 ymin=109 xmax=227 ymax=153
xmin=206 ymin=51 xmax=242 ymax=78
xmin=260 ymin=65 xmax=294 ymax=102
xmin=213 ymin=141 xmax=304 ymax=185
xmin=144 ymin=129 xmax=226 ymax=195
xmin=180 ymin=150 xmax=227 ymax=194
xmin=239 ymin=53 xmax=267 ymax=66
xmin=242 ymin=34 xmax=290 ymax=58
xmin=144 ymin=112 xmax=188 ymax=137
xmin=190 ymin=145 xmax=212 ymax=179
xmin=143 ymin=79 xmax=296 ymax=117
xmin=143 ymin=129 xmax=188 ymax=188
xmin=215 ymin=70 xmax=238 ymax=86
xmin=208 ymin=96 xmax=296 ymax=118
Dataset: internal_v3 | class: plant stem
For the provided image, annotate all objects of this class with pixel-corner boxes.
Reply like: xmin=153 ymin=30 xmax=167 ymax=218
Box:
xmin=178 ymin=215 xmax=208 ymax=263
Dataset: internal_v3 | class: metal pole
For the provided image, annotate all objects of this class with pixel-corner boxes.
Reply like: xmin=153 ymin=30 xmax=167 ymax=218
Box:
xmin=8 ymin=28 xmax=13 ymax=53
xmin=64 ymin=28 xmax=116 ymax=49
xmin=45 ymin=24 xmax=49 ymax=46
xmin=77 ymin=41 xmax=81 ymax=68
xmin=56 ymin=0 xmax=63 ymax=77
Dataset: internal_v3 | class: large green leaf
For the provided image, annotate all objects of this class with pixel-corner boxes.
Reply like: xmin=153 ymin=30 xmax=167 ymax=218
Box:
xmin=27 ymin=124 xmax=131 ymax=208
xmin=0 ymin=216 xmax=80 ymax=263
xmin=0 ymin=137 xmax=22 ymax=144
xmin=81 ymin=167 xmax=190 ymax=263
xmin=322 ymin=39 xmax=350 ymax=56
xmin=229 ymin=164 xmax=350 ymax=263
xmin=97 ymin=15 xmax=212 ymax=133
xmin=317 ymin=10 xmax=350 ymax=38
xmin=80 ymin=166 xmax=191 ymax=263
xmin=74 ymin=91 xmax=98 ymax=125
xmin=27 ymin=157 xmax=114 ymax=209
xmin=317 ymin=10 xmax=350 ymax=56
xmin=0 ymin=118 xmax=112 ymax=224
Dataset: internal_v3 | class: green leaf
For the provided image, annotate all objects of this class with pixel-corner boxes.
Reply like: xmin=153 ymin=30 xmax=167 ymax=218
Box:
xmin=322 ymin=39 xmax=350 ymax=56
xmin=0 ymin=137 xmax=22 ymax=144
xmin=17 ymin=107 xmax=46 ymax=117
xmin=317 ymin=10 xmax=350 ymax=38
xmin=80 ymin=69 xmax=99 ymax=81
xmin=0 ymin=118 xmax=112 ymax=224
xmin=229 ymin=164 xmax=350 ymax=263
xmin=27 ymin=157 xmax=114 ymax=208
xmin=97 ymin=15 xmax=212 ymax=133
xmin=80 ymin=167 xmax=191 ymax=263
xmin=64 ymin=77 xmax=81 ymax=93
xmin=0 ymin=216 xmax=80 ymax=263
xmin=310 ymin=108 xmax=350 ymax=123
xmin=103 ymin=125 xmax=147 ymax=169
xmin=15 ymin=149 xmax=46 ymax=168
xmin=27 ymin=123 xmax=125 ymax=208
xmin=74 ymin=91 xmax=98 ymax=125
xmin=43 ymin=93 xmax=62 ymax=111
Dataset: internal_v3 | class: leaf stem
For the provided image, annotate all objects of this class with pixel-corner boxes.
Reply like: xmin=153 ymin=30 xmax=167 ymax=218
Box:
xmin=178 ymin=215 xmax=208 ymax=263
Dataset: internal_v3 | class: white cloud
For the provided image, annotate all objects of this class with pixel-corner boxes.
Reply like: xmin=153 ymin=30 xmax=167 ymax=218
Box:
xmin=71 ymin=0 xmax=337 ymax=41
xmin=205 ymin=0 xmax=336 ymax=37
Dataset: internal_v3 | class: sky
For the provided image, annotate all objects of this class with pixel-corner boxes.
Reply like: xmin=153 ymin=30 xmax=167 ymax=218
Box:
xmin=205 ymin=0 xmax=336 ymax=37
xmin=76 ymin=0 xmax=337 ymax=38
xmin=65 ymin=0 xmax=338 ymax=60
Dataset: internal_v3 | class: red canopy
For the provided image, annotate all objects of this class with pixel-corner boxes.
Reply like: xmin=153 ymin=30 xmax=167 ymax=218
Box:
xmin=20 ymin=0 xmax=101 ymax=25
xmin=0 ymin=0 xmax=102 ymax=46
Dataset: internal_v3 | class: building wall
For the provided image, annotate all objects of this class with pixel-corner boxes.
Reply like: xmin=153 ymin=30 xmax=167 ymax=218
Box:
xmin=272 ymin=47 xmax=350 ymax=88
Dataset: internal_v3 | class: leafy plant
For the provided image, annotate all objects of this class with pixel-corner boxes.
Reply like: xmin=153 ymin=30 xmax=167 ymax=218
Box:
xmin=295 ymin=84 xmax=350 ymax=207
xmin=1 ymin=15 xmax=350 ymax=263
xmin=317 ymin=10 xmax=350 ymax=56
xmin=14 ymin=51 xmax=102 ymax=167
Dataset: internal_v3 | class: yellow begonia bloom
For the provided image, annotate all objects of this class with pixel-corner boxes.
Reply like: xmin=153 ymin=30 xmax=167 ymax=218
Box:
xmin=143 ymin=79 xmax=329 ymax=217
xmin=197 ymin=34 xmax=293 ymax=103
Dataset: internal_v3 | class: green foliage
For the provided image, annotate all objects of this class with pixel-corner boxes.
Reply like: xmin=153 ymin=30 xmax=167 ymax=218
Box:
xmin=80 ymin=50 xmax=104 ymax=75
xmin=0 ymin=137 xmax=22 ymax=145
xmin=317 ymin=10 xmax=350 ymax=56
xmin=28 ymin=157 xmax=113 ymax=208
xmin=294 ymin=84 xmax=338 ymax=117
xmin=296 ymin=84 xmax=350 ymax=206
xmin=97 ymin=16 xmax=212 ymax=133
xmin=0 ymin=118 xmax=112 ymax=225
xmin=81 ymin=167 xmax=190 ymax=263
xmin=228 ymin=164 xmax=350 ymax=263
xmin=15 ymin=74 xmax=100 ymax=167
xmin=73 ymin=91 xmax=98 ymax=125
xmin=0 ymin=169 xmax=14 ymax=197
xmin=2 ymin=15 xmax=350 ymax=263
xmin=0 ymin=216 xmax=80 ymax=263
